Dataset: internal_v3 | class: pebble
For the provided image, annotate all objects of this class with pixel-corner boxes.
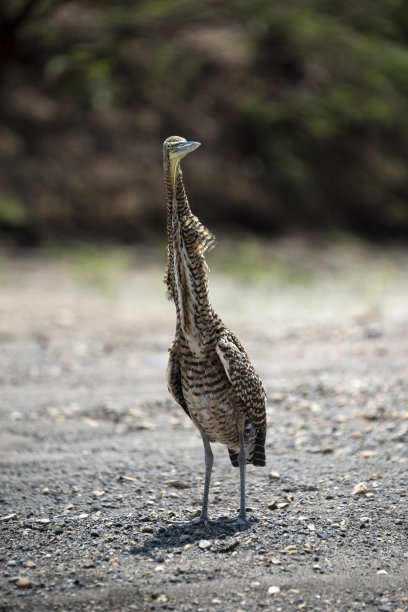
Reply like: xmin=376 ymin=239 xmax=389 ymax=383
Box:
xmin=360 ymin=450 xmax=377 ymax=458
xmin=42 ymin=487 xmax=50 ymax=495
xmin=16 ymin=577 xmax=33 ymax=589
xmin=198 ymin=539 xmax=211 ymax=549
xmin=269 ymin=471 xmax=280 ymax=480
xmin=156 ymin=594 xmax=168 ymax=603
xmin=364 ymin=323 xmax=383 ymax=338
xmin=268 ymin=586 xmax=280 ymax=595
xmin=167 ymin=479 xmax=190 ymax=489
xmin=1 ymin=513 xmax=18 ymax=522
xmin=353 ymin=482 xmax=369 ymax=495
xmin=25 ymin=560 xmax=36 ymax=568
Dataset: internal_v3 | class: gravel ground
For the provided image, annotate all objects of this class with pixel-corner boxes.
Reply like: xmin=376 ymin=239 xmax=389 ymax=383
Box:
xmin=1 ymin=246 xmax=408 ymax=611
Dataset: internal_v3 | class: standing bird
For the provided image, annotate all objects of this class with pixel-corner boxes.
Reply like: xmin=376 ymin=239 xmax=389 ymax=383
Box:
xmin=164 ymin=135 xmax=266 ymax=525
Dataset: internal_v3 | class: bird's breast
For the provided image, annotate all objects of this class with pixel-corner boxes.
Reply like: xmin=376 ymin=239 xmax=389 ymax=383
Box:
xmin=180 ymin=357 xmax=243 ymax=446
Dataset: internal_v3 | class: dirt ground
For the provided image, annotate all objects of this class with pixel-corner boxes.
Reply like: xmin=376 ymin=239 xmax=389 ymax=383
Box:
xmin=1 ymin=243 xmax=408 ymax=611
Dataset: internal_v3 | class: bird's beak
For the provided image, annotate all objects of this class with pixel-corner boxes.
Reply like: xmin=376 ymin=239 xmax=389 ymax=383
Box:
xmin=169 ymin=141 xmax=201 ymax=188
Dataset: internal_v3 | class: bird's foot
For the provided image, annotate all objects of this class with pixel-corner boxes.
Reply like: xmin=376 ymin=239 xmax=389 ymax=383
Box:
xmin=164 ymin=514 xmax=212 ymax=528
xmin=188 ymin=515 xmax=212 ymax=528
xmin=220 ymin=514 xmax=255 ymax=530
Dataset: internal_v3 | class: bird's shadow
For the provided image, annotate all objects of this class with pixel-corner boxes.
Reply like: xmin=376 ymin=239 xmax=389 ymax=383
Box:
xmin=131 ymin=515 xmax=255 ymax=558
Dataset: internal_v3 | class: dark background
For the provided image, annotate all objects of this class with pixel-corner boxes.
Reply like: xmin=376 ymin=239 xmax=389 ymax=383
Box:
xmin=1 ymin=0 xmax=408 ymax=245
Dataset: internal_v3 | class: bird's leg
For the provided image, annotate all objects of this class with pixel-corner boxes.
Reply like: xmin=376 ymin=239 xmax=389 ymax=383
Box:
xmin=222 ymin=430 xmax=250 ymax=528
xmin=238 ymin=430 xmax=247 ymax=520
xmin=164 ymin=432 xmax=213 ymax=527
xmin=199 ymin=431 xmax=213 ymax=522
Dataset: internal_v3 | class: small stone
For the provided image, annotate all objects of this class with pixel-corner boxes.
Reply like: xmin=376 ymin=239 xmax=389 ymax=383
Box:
xmin=269 ymin=471 xmax=280 ymax=480
xmin=92 ymin=490 xmax=105 ymax=497
xmin=360 ymin=450 xmax=377 ymax=458
xmin=36 ymin=518 xmax=50 ymax=524
xmin=364 ymin=324 xmax=383 ymax=338
xmin=25 ymin=561 xmax=36 ymax=569
xmin=198 ymin=539 xmax=211 ymax=549
xmin=156 ymin=594 xmax=168 ymax=603
xmin=353 ymin=482 xmax=369 ymax=495
xmin=16 ymin=577 xmax=33 ymax=589
xmin=42 ymin=487 xmax=50 ymax=495
xmin=166 ymin=479 xmax=190 ymax=489
xmin=271 ymin=557 xmax=281 ymax=565
xmin=83 ymin=559 xmax=95 ymax=568
xmin=211 ymin=599 xmax=221 ymax=604
xmin=377 ymin=569 xmax=388 ymax=575
xmin=251 ymin=581 xmax=261 ymax=587
xmin=7 ymin=560 xmax=17 ymax=567
xmin=268 ymin=586 xmax=280 ymax=595
xmin=0 ymin=513 xmax=18 ymax=522
xmin=268 ymin=501 xmax=278 ymax=510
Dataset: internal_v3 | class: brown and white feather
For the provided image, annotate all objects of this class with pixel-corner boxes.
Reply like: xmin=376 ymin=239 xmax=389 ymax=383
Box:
xmin=164 ymin=136 xmax=266 ymax=467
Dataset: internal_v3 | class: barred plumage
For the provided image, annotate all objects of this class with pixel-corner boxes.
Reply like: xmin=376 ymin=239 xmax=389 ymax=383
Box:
xmin=163 ymin=135 xmax=267 ymax=524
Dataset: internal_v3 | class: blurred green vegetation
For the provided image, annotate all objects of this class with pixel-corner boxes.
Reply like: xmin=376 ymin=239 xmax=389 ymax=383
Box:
xmin=40 ymin=241 xmax=134 ymax=292
xmin=0 ymin=194 xmax=28 ymax=227
xmin=0 ymin=0 xmax=408 ymax=240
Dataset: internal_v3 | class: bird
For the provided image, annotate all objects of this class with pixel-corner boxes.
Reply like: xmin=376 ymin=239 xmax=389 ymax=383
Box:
xmin=163 ymin=135 xmax=266 ymax=526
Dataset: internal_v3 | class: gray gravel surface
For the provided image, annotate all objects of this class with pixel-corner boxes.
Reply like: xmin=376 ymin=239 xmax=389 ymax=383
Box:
xmin=1 ymin=248 xmax=408 ymax=611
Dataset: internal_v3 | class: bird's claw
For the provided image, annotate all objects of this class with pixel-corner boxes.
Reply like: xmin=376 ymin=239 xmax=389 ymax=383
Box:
xmin=221 ymin=515 xmax=252 ymax=529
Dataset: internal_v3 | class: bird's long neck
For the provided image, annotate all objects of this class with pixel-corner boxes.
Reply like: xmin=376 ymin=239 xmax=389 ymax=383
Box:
xmin=165 ymin=163 xmax=215 ymax=345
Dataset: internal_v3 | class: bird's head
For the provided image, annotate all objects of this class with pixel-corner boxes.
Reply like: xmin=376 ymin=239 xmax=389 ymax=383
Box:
xmin=163 ymin=136 xmax=201 ymax=189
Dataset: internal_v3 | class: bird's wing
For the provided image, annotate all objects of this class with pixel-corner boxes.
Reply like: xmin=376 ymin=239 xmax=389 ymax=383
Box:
xmin=215 ymin=335 xmax=266 ymax=429
xmin=167 ymin=342 xmax=190 ymax=418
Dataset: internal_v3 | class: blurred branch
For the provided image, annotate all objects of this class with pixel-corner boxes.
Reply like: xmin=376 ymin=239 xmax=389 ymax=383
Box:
xmin=0 ymin=0 xmax=38 ymax=34
xmin=0 ymin=0 xmax=51 ymax=67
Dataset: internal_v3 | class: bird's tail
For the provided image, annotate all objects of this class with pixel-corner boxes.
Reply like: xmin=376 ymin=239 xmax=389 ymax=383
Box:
xmin=228 ymin=426 xmax=266 ymax=467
